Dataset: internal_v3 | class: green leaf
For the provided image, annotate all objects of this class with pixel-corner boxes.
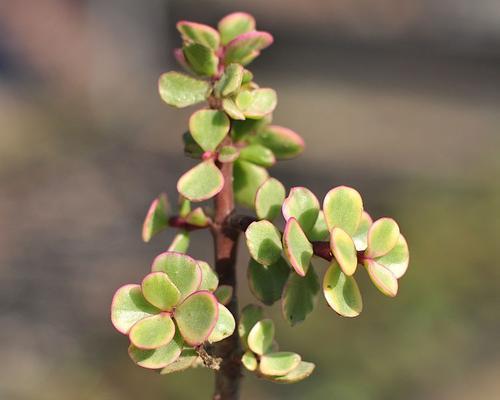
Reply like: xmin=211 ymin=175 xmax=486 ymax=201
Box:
xmin=238 ymin=304 xmax=263 ymax=347
xmin=183 ymin=43 xmax=218 ymax=77
xmin=218 ymin=12 xmax=256 ymax=45
xmin=151 ymin=252 xmax=201 ymax=300
xmin=365 ymin=260 xmax=398 ymax=297
xmin=233 ymin=159 xmax=269 ymax=208
xmin=189 ymin=109 xmax=230 ymax=152
xmin=236 ymin=88 xmax=277 ymax=118
xmin=282 ymin=187 xmax=320 ymax=234
xmin=307 ymin=211 xmax=329 ymax=242
xmin=268 ymin=361 xmax=315 ymax=384
xmin=175 ymin=291 xmax=219 ymax=346
xmin=160 ymin=348 xmax=200 ymax=375
xmin=214 ymin=285 xmax=233 ymax=305
xmin=177 ymin=21 xmax=220 ymax=50
xmin=352 ymin=211 xmax=372 ymax=251
xmin=247 ymin=319 xmax=275 ymax=355
xmin=177 ymin=160 xmax=224 ymax=202
xmin=259 ymin=352 xmax=301 ymax=376
xmin=178 ymin=196 xmax=191 ymax=217
xmin=141 ymin=272 xmax=181 ymax=311
xmin=253 ymin=125 xmax=304 ymax=160
xmin=222 ymin=98 xmax=245 ymax=120
xmin=198 ymin=261 xmax=219 ymax=292
xmin=208 ymin=303 xmax=236 ymax=343
xmin=323 ymin=261 xmax=362 ymax=317
xmin=282 ymin=267 xmax=319 ymax=326
xmin=330 ymin=227 xmax=358 ymax=276
xmin=375 ymin=234 xmax=409 ymax=279
xmin=111 ymin=284 xmax=160 ymax=334
xmin=239 ymin=144 xmax=275 ymax=167
xmin=248 ymin=257 xmax=290 ymax=305
xmin=242 ymin=68 xmax=253 ymax=84
xmin=184 ymin=207 xmax=209 ymax=227
xmin=214 ymin=63 xmax=244 ymax=97
xmin=241 ymin=351 xmax=258 ymax=371
xmin=129 ymin=331 xmax=183 ymax=369
xmin=323 ymin=186 xmax=363 ymax=236
xmin=255 ymin=178 xmax=286 ymax=221
xmin=129 ymin=313 xmax=175 ymax=349
xmin=367 ymin=217 xmax=400 ymax=258
xmin=231 ymin=115 xmax=271 ymax=142
xmin=245 ymin=220 xmax=283 ymax=266
xmin=158 ymin=71 xmax=210 ymax=108
xmin=218 ymin=145 xmax=240 ymax=163
xmin=168 ymin=231 xmax=190 ymax=253
xmin=182 ymin=131 xmax=204 ymax=159
xmin=224 ymin=31 xmax=273 ymax=65
xmin=142 ymin=193 xmax=169 ymax=242
xmin=283 ymin=218 xmax=313 ymax=277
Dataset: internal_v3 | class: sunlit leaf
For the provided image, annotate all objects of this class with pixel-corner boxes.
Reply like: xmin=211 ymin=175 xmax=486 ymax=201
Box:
xmin=141 ymin=272 xmax=181 ymax=311
xmin=177 ymin=21 xmax=220 ymax=50
xmin=281 ymin=267 xmax=319 ymax=326
xmin=375 ymin=234 xmax=409 ymax=279
xmin=323 ymin=186 xmax=363 ymax=236
xmin=259 ymin=352 xmax=301 ymax=376
xmin=253 ymin=125 xmax=304 ymax=160
xmin=218 ymin=12 xmax=256 ymax=45
xmin=247 ymin=319 xmax=275 ymax=355
xmin=198 ymin=261 xmax=219 ymax=292
xmin=323 ymin=261 xmax=362 ymax=317
xmin=238 ymin=304 xmax=263 ymax=347
xmin=245 ymin=220 xmax=283 ymax=266
xmin=168 ymin=231 xmax=190 ymax=253
xmin=142 ymin=193 xmax=170 ymax=242
xmin=184 ymin=207 xmax=209 ymax=227
xmin=283 ymin=218 xmax=313 ymax=277
xmin=189 ymin=109 xmax=230 ymax=152
xmin=177 ymin=160 xmax=224 ymax=202
xmin=236 ymin=88 xmax=277 ymax=118
xmin=234 ymin=159 xmax=269 ymax=208
xmin=158 ymin=71 xmax=210 ymax=108
xmin=282 ymin=187 xmax=320 ymax=234
xmin=268 ymin=361 xmax=315 ymax=384
xmin=241 ymin=351 xmax=258 ymax=371
xmin=330 ymin=227 xmax=358 ymax=276
xmin=248 ymin=257 xmax=290 ymax=305
xmin=366 ymin=217 xmax=400 ymax=258
xmin=224 ymin=31 xmax=273 ymax=65
xmin=364 ymin=260 xmax=398 ymax=297
xmin=222 ymin=98 xmax=245 ymax=120
xmin=214 ymin=63 xmax=244 ymax=97
xmin=255 ymin=178 xmax=286 ymax=221
xmin=129 ymin=331 xmax=183 ymax=369
xmin=352 ymin=211 xmax=372 ymax=251
xmin=208 ymin=303 xmax=236 ymax=343
xmin=175 ymin=291 xmax=219 ymax=346
xmin=129 ymin=313 xmax=175 ymax=349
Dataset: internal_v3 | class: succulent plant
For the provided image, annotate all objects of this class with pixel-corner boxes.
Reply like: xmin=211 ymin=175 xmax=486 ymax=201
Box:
xmin=110 ymin=11 xmax=410 ymax=400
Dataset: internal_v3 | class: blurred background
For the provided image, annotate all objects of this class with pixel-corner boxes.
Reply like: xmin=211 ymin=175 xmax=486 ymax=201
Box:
xmin=1 ymin=1 xmax=499 ymax=399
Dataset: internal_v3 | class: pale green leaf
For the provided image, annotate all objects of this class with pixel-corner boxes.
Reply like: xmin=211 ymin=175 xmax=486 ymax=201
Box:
xmin=183 ymin=43 xmax=218 ymax=77
xmin=239 ymin=144 xmax=275 ymax=167
xmin=283 ymin=218 xmax=313 ymax=277
xmin=375 ymin=234 xmax=409 ymax=279
xmin=255 ymin=177 xmax=286 ymax=221
xmin=367 ymin=217 xmax=400 ymax=258
xmin=224 ymin=31 xmax=273 ymax=65
xmin=231 ymin=115 xmax=271 ymax=142
xmin=177 ymin=160 xmax=224 ymax=202
xmin=142 ymin=193 xmax=169 ymax=242
xmin=352 ymin=211 xmax=372 ymax=251
xmin=307 ymin=211 xmax=329 ymax=242
xmin=365 ymin=260 xmax=398 ymax=297
xmin=177 ymin=21 xmax=220 ymax=50
xmin=160 ymin=348 xmax=200 ymax=375
xmin=236 ymin=88 xmax=277 ymax=118
xmin=323 ymin=186 xmax=363 ymax=236
xmin=198 ymin=261 xmax=219 ymax=292
xmin=214 ymin=63 xmax=244 ymax=97
xmin=248 ymin=257 xmax=290 ymax=305
xmin=129 ymin=330 xmax=183 ymax=369
xmin=218 ymin=12 xmax=256 ymax=45
xmin=247 ymin=319 xmax=275 ymax=355
xmin=214 ymin=285 xmax=233 ymax=305
xmin=158 ymin=71 xmax=210 ymax=108
xmin=218 ymin=145 xmax=240 ymax=163
xmin=259 ymin=352 xmax=301 ymax=376
xmin=208 ymin=303 xmax=236 ymax=343
xmin=222 ymin=98 xmax=245 ymax=120
xmin=245 ymin=220 xmax=283 ymax=266
xmin=268 ymin=361 xmax=315 ymax=384
xmin=189 ymin=109 xmax=230 ymax=152
xmin=129 ymin=313 xmax=175 ymax=349
xmin=330 ymin=227 xmax=358 ymax=276
xmin=233 ymin=159 xmax=269 ymax=208
xmin=141 ymin=272 xmax=181 ymax=311
xmin=168 ymin=231 xmax=190 ymax=253
xmin=253 ymin=125 xmax=304 ymax=160
xmin=323 ymin=261 xmax=362 ymax=317
xmin=241 ymin=351 xmax=258 ymax=371
xmin=282 ymin=187 xmax=320 ymax=234
xmin=238 ymin=304 xmax=263 ymax=347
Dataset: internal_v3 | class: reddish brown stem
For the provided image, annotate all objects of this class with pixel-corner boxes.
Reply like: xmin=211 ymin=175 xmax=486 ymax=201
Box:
xmin=168 ymin=216 xmax=209 ymax=231
xmin=211 ymin=152 xmax=242 ymax=400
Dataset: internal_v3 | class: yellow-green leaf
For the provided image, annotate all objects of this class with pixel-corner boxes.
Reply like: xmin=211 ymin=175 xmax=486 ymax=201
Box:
xmin=158 ymin=71 xmax=210 ymax=108
xmin=323 ymin=186 xmax=363 ymax=236
xmin=330 ymin=227 xmax=358 ymax=276
xmin=283 ymin=218 xmax=313 ymax=277
xmin=245 ymin=220 xmax=283 ymax=266
xmin=177 ymin=160 xmax=224 ymax=202
xmin=323 ymin=261 xmax=362 ymax=317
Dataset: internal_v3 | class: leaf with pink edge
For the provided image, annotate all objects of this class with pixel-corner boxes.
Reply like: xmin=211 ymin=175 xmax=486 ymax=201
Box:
xmin=184 ymin=207 xmax=209 ymax=227
xmin=236 ymin=88 xmax=277 ymax=118
xmin=128 ymin=330 xmax=183 ymax=369
xmin=259 ymin=352 xmax=301 ymax=376
xmin=218 ymin=12 xmax=256 ymax=45
xmin=141 ymin=272 xmax=180 ymax=311
xmin=323 ymin=186 xmax=363 ymax=236
xmin=142 ymin=193 xmax=170 ymax=242
xmin=352 ymin=211 xmax=372 ymax=251
xmin=375 ymin=234 xmax=409 ymax=279
xmin=247 ymin=319 xmax=274 ymax=355
xmin=283 ymin=218 xmax=313 ymax=277
xmin=168 ymin=231 xmax=190 ymax=253
xmin=183 ymin=43 xmax=218 ymax=77
xmin=282 ymin=267 xmax=319 ymax=326
xmin=323 ymin=261 xmax=362 ymax=317
xmin=151 ymin=252 xmax=201 ymax=301
xmin=177 ymin=21 xmax=220 ymax=50
xmin=174 ymin=291 xmax=219 ymax=346
xmin=214 ymin=285 xmax=233 ymax=305
xmin=177 ymin=160 xmax=224 ymax=202
xmin=111 ymin=284 xmax=160 ymax=334
xmin=189 ymin=109 xmax=230 ymax=152
xmin=330 ymin=227 xmax=358 ymax=276
xmin=197 ymin=261 xmax=219 ymax=292
xmin=282 ymin=187 xmax=320 ymax=234
xmin=255 ymin=178 xmax=286 ymax=221
xmin=158 ymin=71 xmax=210 ymax=108
xmin=214 ymin=63 xmax=244 ymax=97
xmin=224 ymin=31 xmax=273 ymax=65
xmin=245 ymin=220 xmax=283 ymax=266
xmin=208 ymin=303 xmax=235 ymax=343
xmin=254 ymin=125 xmax=304 ymax=160
xmin=129 ymin=313 xmax=175 ymax=349
xmin=365 ymin=260 xmax=398 ymax=297
xmin=269 ymin=361 xmax=315 ymax=383
xmin=234 ymin=159 xmax=269 ymax=208
xmin=366 ymin=217 xmax=400 ymax=258
xmin=307 ymin=211 xmax=329 ymax=242
xmin=248 ymin=257 xmax=290 ymax=306
xmin=238 ymin=304 xmax=264 ymax=347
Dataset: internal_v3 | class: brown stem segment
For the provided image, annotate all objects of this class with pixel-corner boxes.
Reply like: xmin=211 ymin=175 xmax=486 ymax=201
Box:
xmin=211 ymin=156 xmax=243 ymax=400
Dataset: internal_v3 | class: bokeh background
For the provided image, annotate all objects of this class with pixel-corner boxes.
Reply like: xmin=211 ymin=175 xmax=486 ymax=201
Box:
xmin=1 ymin=1 xmax=499 ymax=399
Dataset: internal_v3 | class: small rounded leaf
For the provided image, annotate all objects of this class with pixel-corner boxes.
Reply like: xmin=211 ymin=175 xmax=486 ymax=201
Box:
xmin=158 ymin=72 xmax=210 ymax=108
xmin=352 ymin=211 xmax=373 ymax=251
xmin=367 ymin=218 xmax=400 ymax=258
xmin=245 ymin=220 xmax=283 ymax=266
xmin=214 ymin=63 xmax=244 ymax=97
xmin=282 ymin=187 xmax=320 ymax=234
xmin=189 ymin=109 xmax=230 ymax=152
xmin=177 ymin=21 xmax=220 ymax=50
xmin=239 ymin=144 xmax=275 ymax=167
xmin=142 ymin=193 xmax=169 ymax=242
xmin=177 ymin=160 xmax=224 ymax=202
xmin=160 ymin=348 xmax=199 ymax=375
xmin=218 ymin=12 xmax=256 ymax=45
xmin=111 ymin=284 xmax=160 ymax=334
xmin=307 ymin=211 xmax=329 ymax=242
xmin=281 ymin=267 xmax=320 ymax=326
xmin=241 ymin=351 xmax=258 ymax=371
xmin=248 ymin=258 xmax=290 ymax=306
xmin=233 ymin=160 xmax=269 ymax=209
xmin=232 ymin=115 xmax=271 ymax=142
xmin=375 ymin=234 xmax=409 ymax=279
xmin=330 ymin=227 xmax=358 ymax=276
xmin=238 ymin=304 xmax=264 ymax=347
xmin=236 ymin=88 xmax=277 ymax=118
xmin=168 ymin=231 xmax=190 ymax=253
xmin=129 ymin=313 xmax=175 ymax=350
xmin=259 ymin=352 xmax=301 ymax=377
xmin=151 ymin=252 xmax=201 ymax=301
xmin=255 ymin=178 xmax=286 ymax=221
xmin=365 ymin=260 xmax=398 ymax=297
xmin=218 ymin=145 xmax=240 ymax=163
xmin=323 ymin=261 xmax=362 ymax=317
xmin=254 ymin=125 xmax=304 ymax=160
xmin=141 ymin=272 xmax=181 ymax=311
xmin=283 ymin=218 xmax=313 ymax=277
xmin=323 ymin=186 xmax=363 ymax=236
xmin=198 ymin=261 xmax=219 ymax=292
xmin=214 ymin=285 xmax=233 ymax=305
xmin=129 ymin=331 xmax=183 ymax=369
xmin=222 ymin=98 xmax=245 ymax=120
xmin=208 ymin=303 xmax=236 ymax=343
xmin=269 ymin=361 xmax=315 ymax=384
xmin=247 ymin=319 xmax=275 ymax=355
xmin=183 ymin=43 xmax=218 ymax=77
xmin=184 ymin=207 xmax=209 ymax=227
xmin=175 ymin=291 xmax=219 ymax=346
xmin=224 ymin=31 xmax=273 ymax=65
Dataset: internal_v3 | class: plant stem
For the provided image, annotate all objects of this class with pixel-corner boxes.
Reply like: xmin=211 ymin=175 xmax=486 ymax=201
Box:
xmin=211 ymin=155 xmax=242 ymax=400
